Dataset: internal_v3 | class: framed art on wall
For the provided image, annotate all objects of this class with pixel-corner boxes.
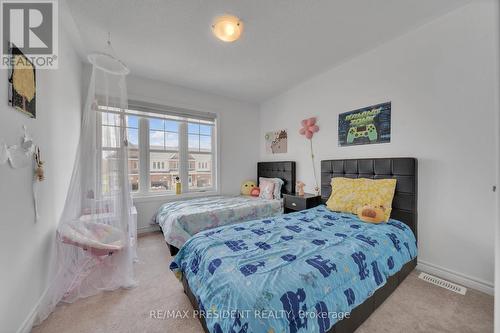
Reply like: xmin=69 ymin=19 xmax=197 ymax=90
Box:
xmin=338 ymin=102 xmax=391 ymax=147
xmin=8 ymin=45 xmax=36 ymax=118
xmin=265 ymin=129 xmax=287 ymax=154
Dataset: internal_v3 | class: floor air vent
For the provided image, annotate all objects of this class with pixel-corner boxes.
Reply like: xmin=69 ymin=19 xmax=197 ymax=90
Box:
xmin=418 ymin=272 xmax=467 ymax=295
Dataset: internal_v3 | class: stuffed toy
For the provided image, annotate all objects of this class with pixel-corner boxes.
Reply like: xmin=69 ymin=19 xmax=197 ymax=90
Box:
xmin=296 ymin=181 xmax=305 ymax=196
xmin=357 ymin=205 xmax=386 ymax=224
xmin=250 ymin=187 xmax=260 ymax=197
xmin=241 ymin=180 xmax=257 ymax=195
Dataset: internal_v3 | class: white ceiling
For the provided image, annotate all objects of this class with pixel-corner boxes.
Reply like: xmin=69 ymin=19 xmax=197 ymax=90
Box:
xmin=66 ymin=0 xmax=473 ymax=103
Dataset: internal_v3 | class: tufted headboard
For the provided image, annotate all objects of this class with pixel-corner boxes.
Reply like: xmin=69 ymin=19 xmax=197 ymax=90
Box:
xmin=320 ymin=158 xmax=417 ymax=239
xmin=257 ymin=161 xmax=296 ymax=195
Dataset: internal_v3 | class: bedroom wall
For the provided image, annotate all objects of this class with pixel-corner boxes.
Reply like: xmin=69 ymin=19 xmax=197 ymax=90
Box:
xmin=495 ymin=2 xmax=500 ymax=326
xmin=126 ymin=76 xmax=260 ymax=231
xmin=259 ymin=1 xmax=498 ymax=294
xmin=0 ymin=17 xmax=83 ymax=333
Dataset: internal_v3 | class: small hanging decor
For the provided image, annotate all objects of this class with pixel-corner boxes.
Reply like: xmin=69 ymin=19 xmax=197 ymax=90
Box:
xmin=299 ymin=117 xmax=320 ymax=195
xmin=34 ymin=147 xmax=45 ymax=181
xmin=0 ymin=126 xmax=43 ymax=221
xmin=32 ymin=147 xmax=45 ymax=222
xmin=0 ymin=125 xmax=35 ymax=168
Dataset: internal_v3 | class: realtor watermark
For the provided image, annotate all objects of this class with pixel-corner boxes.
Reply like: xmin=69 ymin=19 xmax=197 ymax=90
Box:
xmin=1 ymin=0 xmax=58 ymax=69
xmin=150 ymin=309 xmax=350 ymax=321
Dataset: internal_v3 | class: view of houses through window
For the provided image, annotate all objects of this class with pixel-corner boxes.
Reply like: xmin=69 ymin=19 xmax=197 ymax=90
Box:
xmin=148 ymin=152 xmax=212 ymax=191
xmin=127 ymin=115 xmax=140 ymax=191
xmin=187 ymin=122 xmax=213 ymax=190
xmin=148 ymin=118 xmax=180 ymax=192
xmin=100 ymin=106 xmax=215 ymax=195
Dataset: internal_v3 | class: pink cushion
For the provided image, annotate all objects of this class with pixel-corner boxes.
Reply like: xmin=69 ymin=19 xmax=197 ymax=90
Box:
xmin=259 ymin=180 xmax=275 ymax=200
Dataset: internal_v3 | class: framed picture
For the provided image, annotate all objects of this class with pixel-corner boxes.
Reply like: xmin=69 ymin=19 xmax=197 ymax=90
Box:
xmin=338 ymin=102 xmax=391 ymax=147
xmin=8 ymin=45 xmax=36 ymax=118
xmin=265 ymin=129 xmax=287 ymax=154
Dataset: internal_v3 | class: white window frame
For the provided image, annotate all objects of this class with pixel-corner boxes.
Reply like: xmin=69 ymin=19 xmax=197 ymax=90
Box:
xmin=98 ymin=101 xmax=219 ymax=202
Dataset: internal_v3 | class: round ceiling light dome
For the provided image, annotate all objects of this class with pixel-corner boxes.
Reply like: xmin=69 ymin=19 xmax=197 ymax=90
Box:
xmin=212 ymin=15 xmax=243 ymax=42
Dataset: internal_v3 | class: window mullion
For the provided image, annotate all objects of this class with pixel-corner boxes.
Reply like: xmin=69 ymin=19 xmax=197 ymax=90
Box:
xmin=139 ymin=117 xmax=149 ymax=195
xmin=96 ymin=113 xmax=103 ymax=199
xmin=179 ymin=121 xmax=189 ymax=192
xmin=213 ymin=121 xmax=218 ymax=192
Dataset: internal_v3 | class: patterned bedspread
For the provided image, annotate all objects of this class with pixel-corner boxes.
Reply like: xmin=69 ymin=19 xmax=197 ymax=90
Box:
xmin=155 ymin=196 xmax=282 ymax=248
xmin=170 ymin=205 xmax=417 ymax=333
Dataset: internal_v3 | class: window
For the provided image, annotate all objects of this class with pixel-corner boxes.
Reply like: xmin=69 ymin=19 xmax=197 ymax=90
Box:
xmin=169 ymin=160 xmax=178 ymax=170
xmin=188 ymin=122 xmax=213 ymax=190
xmin=100 ymin=111 xmax=140 ymax=192
xmin=149 ymin=118 xmax=180 ymax=192
xmin=98 ymin=102 xmax=217 ymax=197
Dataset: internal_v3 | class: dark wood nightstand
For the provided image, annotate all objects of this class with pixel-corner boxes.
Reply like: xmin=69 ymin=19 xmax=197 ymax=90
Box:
xmin=283 ymin=193 xmax=321 ymax=213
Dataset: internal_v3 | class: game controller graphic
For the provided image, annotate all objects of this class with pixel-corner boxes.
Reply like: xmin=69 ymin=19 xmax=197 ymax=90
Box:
xmin=347 ymin=124 xmax=377 ymax=144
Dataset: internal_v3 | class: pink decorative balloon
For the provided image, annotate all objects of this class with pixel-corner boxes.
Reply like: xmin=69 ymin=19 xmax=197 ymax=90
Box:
xmin=299 ymin=117 xmax=320 ymax=139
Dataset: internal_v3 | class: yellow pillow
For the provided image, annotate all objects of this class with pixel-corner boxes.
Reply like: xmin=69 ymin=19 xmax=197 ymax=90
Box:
xmin=325 ymin=177 xmax=397 ymax=222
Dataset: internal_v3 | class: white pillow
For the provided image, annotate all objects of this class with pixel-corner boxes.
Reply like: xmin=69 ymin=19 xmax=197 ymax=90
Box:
xmin=259 ymin=180 xmax=275 ymax=200
xmin=259 ymin=177 xmax=284 ymax=199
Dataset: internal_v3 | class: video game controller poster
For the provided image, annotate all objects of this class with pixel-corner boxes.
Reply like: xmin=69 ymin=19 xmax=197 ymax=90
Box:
xmin=338 ymin=102 xmax=391 ymax=147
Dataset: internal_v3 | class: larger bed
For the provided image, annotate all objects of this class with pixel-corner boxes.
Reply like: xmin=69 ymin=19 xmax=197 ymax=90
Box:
xmin=171 ymin=158 xmax=418 ymax=333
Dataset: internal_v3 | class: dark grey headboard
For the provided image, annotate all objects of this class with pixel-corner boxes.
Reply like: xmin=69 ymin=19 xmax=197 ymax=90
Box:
xmin=257 ymin=161 xmax=296 ymax=195
xmin=320 ymin=158 xmax=417 ymax=239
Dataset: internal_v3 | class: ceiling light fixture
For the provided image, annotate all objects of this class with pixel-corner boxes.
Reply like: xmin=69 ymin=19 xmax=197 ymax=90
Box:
xmin=212 ymin=15 xmax=243 ymax=42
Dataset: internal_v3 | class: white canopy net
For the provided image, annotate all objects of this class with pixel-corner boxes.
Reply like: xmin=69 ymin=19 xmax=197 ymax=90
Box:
xmin=35 ymin=53 xmax=137 ymax=324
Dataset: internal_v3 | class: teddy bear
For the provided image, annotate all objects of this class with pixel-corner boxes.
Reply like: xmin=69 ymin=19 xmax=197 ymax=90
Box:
xmin=357 ymin=204 xmax=386 ymax=223
xmin=296 ymin=181 xmax=305 ymax=196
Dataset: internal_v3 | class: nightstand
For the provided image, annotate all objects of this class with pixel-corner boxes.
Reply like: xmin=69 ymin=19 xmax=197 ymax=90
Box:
xmin=283 ymin=193 xmax=321 ymax=213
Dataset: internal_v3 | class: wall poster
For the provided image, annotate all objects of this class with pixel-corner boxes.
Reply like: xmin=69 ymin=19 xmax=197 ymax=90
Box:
xmin=338 ymin=102 xmax=391 ymax=147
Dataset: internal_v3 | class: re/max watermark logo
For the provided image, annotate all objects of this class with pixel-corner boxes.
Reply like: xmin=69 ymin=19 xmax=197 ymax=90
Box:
xmin=149 ymin=309 xmax=351 ymax=321
xmin=0 ymin=0 xmax=58 ymax=69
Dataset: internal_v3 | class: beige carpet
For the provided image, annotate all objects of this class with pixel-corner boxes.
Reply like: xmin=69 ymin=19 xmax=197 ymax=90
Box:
xmin=33 ymin=233 xmax=493 ymax=333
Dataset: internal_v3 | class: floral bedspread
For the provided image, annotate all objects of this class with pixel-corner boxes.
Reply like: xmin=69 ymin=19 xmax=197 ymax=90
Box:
xmin=154 ymin=196 xmax=282 ymax=248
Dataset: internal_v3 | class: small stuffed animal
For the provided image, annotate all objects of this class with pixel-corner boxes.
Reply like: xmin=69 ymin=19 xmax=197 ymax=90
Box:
xmin=357 ymin=205 xmax=386 ymax=224
xmin=296 ymin=181 xmax=305 ymax=196
xmin=250 ymin=187 xmax=260 ymax=197
xmin=241 ymin=180 xmax=257 ymax=196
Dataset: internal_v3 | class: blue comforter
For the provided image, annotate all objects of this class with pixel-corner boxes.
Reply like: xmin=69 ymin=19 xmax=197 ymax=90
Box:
xmin=170 ymin=205 xmax=417 ymax=333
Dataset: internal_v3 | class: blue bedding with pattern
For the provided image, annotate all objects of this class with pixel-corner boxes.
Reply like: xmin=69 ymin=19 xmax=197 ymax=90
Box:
xmin=170 ymin=205 xmax=417 ymax=333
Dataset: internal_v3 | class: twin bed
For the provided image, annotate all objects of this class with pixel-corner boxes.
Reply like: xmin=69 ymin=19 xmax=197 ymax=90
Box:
xmin=161 ymin=158 xmax=418 ymax=333
xmin=155 ymin=162 xmax=296 ymax=256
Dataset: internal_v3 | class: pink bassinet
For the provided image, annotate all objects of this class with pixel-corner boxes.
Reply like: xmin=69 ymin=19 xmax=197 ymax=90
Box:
xmin=58 ymin=221 xmax=125 ymax=256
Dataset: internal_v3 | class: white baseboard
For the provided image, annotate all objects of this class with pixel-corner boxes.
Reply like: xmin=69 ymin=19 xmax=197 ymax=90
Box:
xmin=17 ymin=287 xmax=48 ymax=333
xmin=417 ymin=260 xmax=493 ymax=295
xmin=138 ymin=225 xmax=160 ymax=235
